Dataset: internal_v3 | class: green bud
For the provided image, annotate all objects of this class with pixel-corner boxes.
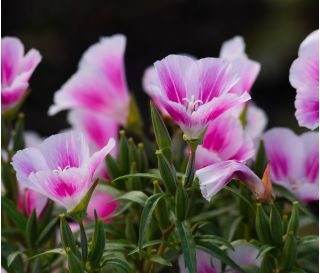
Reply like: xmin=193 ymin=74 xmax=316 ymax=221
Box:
xmin=156 ymin=150 xmax=177 ymax=195
xmin=88 ymin=218 xmax=105 ymax=268
xmin=127 ymin=161 xmax=142 ymax=191
xmin=137 ymin=143 xmax=149 ymax=172
xmin=269 ymin=203 xmax=284 ymax=247
xmin=281 ymin=232 xmax=297 ymax=271
xmin=150 ymin=101 xmax=171 ymax=161
xmin=287 ymin=201 xmax=299 ymax=235
xmin=60 ymin=215 xmax=81 ymax=258
xmin=175 ymin=182 xmax=189 ymax=221
xmin=26 ymin=210 xmax=38 ymax=248
xmin=128 ymin=138 xmax=138 ymax=163
xmin=118 ymin=130 xmax=130 ymax=175
xmin=153 ymin=180 xmax=169 ymax=230
xmin=282 ymin=214 xmax=289 ymax=233
xmin=260 ymin=255 xmax=276 ymax=273
xmin=255 ymin=203 xmax=272 ymax=243
xmin=12 ymin=113 xmax=25 ymax=152
xmin=66 ymin=247 xmax=84 ymax=273
xmin=106 ymin=154 xmax=121 ymax=179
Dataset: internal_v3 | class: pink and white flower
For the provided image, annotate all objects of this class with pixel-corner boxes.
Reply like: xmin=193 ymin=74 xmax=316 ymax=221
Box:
xmin=149 ymin=55 xmax=251 ymax=139
xmin=1 ymin=37 xmax=42 ymax=112
xmin=196 ymin=160 xmax=264 ymax=202
xmin=195 ymin=114 xmax=254 ymax=169
xmin=289 ymin=30 xmax=319 ymax=130
xmin=18 ymin=188 xmax=48 ymax=218
xmin=12 ymin=132 xmax=115 ymax=211
xmin=87 ymin=190 xmax=119 ymax=223
xmin=264 ymin=128 xmax=319 ymax=202
xmin=48 ymin=34 xmax=129 ymax=125
xmin=219 ymin=36 xmax=261 ymax=95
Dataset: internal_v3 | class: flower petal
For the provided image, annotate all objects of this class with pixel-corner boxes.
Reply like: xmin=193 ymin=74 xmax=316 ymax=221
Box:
xmin=219 ymin=36 xmax=246 ymax=61
xmin=264 ymin=128 xmax=304 ymax=184
xmin=18 ymin=48 xmax=42 ymax=82
xmin=25 ymin=189 xmax=48 ymax=217
xmin=39 ymin=132 xmax=90 ymax=170
xmin=227 ymin=244 xmax=261 ymax=270
xmin=196 ymin=160 xmax=263 ymax=201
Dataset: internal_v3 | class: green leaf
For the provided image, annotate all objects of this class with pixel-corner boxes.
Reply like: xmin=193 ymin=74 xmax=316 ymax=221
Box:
xmin=297 ymin=235 xmax=318 ymax=246
xmin=26 ymin=210 xmax=37 ymax=248
xmin=105 ymin=240 xmax=135 ymax=252
xmin=36 ymin=216 xmax=59 ymax=246
xmin=1 ymin=196 xmax=27 ymax=233
xmin=7 ymin=250 xmax=25 ymax=267
xmin=29 ymin=248 xmax=65 ymax=260
xmin=117 ymin=191 xmax=148 ymax=206
xmin=128 ymin=240 xmax=163 ymax=255
xmin=176 ymin=220 xmax=196 ymax=273
xmin=118 ymin=130 xmax=130 ymax=175
xmin=196 ymin=240 xmax=245 ymax=273
xmin=112 ymin=173 xmax=162 ymax=183
xmin=102 ymin=256 xmax=132 ymax=273
xmin=195 ymin=235 xmax=234 ymax=251
xmin=138 ymin=193 xmax=166 ymax=252
xmin=150 ymin=101 xmax=171 ymax=161
xmin=106 ymin=154 xmax=121 ymax=179
xmin=67 ymin=248 xmax=84 ymax=273
xmin=224 ymin=186 xmax=254 ymax=211
xmin=256 ymin=245 xmax=275 ymax=259
xmin=228 ymin=216 xmax=243 ymax=241
xmin=12 ymin=113 xmax=25 ymax=152
xmin=149 ymin=255 xmax=172 ymax=266
xmin=88 ymin=218 xmax=105 ymax=268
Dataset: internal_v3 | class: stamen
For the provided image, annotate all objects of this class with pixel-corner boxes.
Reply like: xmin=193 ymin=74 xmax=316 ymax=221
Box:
xmin=53 ymin=165 xmax=71 ymax=174
xmin=183 ymin=95 xmax=203 ymax=114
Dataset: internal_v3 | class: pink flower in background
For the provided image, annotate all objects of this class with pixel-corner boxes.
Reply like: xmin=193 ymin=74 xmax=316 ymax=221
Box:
xmin=18 ymin=188 xmax=48 ymax=217
xmin=195 ymin=114 xmax=254 ymax=169
xmin=289 ymin=30 xmax=319 ymax=130
xmin=1 ymin=37 xmax=42 ymax=112
xmin=179 ymin=249 xmax=221 ymax=273
xmin=87 ymin=190 xmax=119 ymax=223
xmin=264 ymin=128 xmax=319 ymax=202
xmin=149 ymin=55 xmax=251 ymax=139
xmin=12 ymin=132 xmax=115 ymax=211
xmin=48 ymin=34 xmax=130 ymax=125
xmin=244 ymin=103 xmax=268 ymax=142
xmin=219 ymin=36 xmax=261 ymax=95
xmin=196 ymin=160 xmax=264 ymax=202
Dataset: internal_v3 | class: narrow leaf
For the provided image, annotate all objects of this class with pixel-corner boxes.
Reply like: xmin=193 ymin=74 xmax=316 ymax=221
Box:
xmin=117 ymin=191 xmax=148 ymax=206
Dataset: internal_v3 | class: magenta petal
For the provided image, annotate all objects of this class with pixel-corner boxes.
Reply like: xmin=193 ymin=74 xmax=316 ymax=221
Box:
xmin=25 ymin=189 xmax=48 ymax=217
xmin=87 ymin=190 xmax=119 ymax=223
xmin=11 ymin=147 xmax=49 ymax=188
xmin=196 ymin=160 xmax=263 ymax=201
xmin=68 ymin=109 xmax=118 ymax=152
xmin=264 ymin=128 xmax=303 ymax=184
xmin=18 ymin=48 xmax=42 ymax=82
xmin=245 ymin=103 xmax=268 ymax=140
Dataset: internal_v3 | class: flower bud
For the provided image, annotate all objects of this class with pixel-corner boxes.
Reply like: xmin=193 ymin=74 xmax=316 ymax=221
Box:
xmin=88 ymin=218 xmax=105 ymax=268
xmin=60 ymin=215 xmax=81 ymax=258
xmin=118 ymin=130 xmax=130 ymax=175
xmin=128 ymin=138 xmax=138 ymax=164
xmin=151 ymin=101 xmax=171 ymax=161
xmin=137 ymin=143 xmax=149 ymax=172
xmin=260 ymin=255 xmax=276 ymax=273
xmin=259 ymin=163 xmax=272 ymax=203
xmin=287 ymin=201 xmax=299 ymax=235
xmin=281 ymin=231 xmax=297 ymax=270
xmin=269 ymin=203 xmax=283 ymax=247
xmin=106 ymin=154 xmax=121 ymax=179
xmin=156 ymin=150 xmax=177 ymax=194
xmin=153 ymin=180 xmax=169 ymax=230
xmin=66 ymin=247 xmax=84 ymax=273
xmin=255 ymin=203 xmax=272 ymax=243
xmin=175 ymin=181 xmax=189 ymax=221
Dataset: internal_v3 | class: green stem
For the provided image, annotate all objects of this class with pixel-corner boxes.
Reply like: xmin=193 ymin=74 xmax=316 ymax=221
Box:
xmin=184 ymin=146 xmax=196 ymax=188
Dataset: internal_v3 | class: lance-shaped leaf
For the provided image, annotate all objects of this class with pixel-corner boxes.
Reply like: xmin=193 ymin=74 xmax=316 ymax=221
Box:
xmin=176 ymin=220 xmax=196 ymax=273
xmin=106 ymin=154 xmax=121 ymax=179
xmin=117 ymin=191 xmax=148 ymax=206
xmin=26 ymin=210 xmax=37 ymax=248
xmin=88 ymin=217 xmax=105 ymax=268
xmin=138 ymin=193 xmax=166 ymax=252
xmin=66 ymin=248 xmax=84 ymax=273
xmin=150 ymin=101 xmax=171 ymax=161
xmin=156 ymin=150 xmax=177 ymax=194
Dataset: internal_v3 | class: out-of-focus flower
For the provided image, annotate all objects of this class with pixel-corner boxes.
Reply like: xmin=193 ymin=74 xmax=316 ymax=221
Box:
xmin=196 ymin=160 xmax=265 ymax=202
xmin=219 ymin=36 xmax=261 ymax=95
xmin=149 ymin=55 xmax=250 ymax=139
xmin=48 ymin=34 xmax=129 ymax=125
xmin=87 ymin=190 xmax=119 ymax=223
xmin=227 ymin=243 xmax=261 ymax=272
xmin=289 ymin=30 xmax=319 ymax=130
xmin=244 ymin=103 xmax=268 ymax=141
xmin=18 ymin=188 xmax=48 ymax=217
xmin=195 ymin=114 xmax=254 ymax=169
xmin=264 ymin=128 xmax=319 ymax=202
xmin=179 ymin=249 xmax=221 ymax=273
xmin=12 ymin=132 xmax=115 ymax=211
xmin=1 ymin=37 xmax=42 ymax=112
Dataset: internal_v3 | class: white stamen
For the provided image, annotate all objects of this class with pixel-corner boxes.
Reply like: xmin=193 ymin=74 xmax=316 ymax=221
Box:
xmin=182 ymin=95 xmax=203 ymax=114
xmin=53 ymin=165 xmax=71 ymax=174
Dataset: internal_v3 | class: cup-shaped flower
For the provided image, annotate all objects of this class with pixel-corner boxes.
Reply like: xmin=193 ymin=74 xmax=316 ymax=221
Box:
xmin=87 ymin=190 xmax=119 ymax=223
xmin=148 ymin=55 xmax=251 ymax=139
xmin=1 ymin=37 xmax=42 ymax=112
xmin=48 ymin=34 xmax=129 ymax=125
xmin=264 ymin=128 xmax=319 ymax=202
xmin=289 ymin=30 xmax=319 ymax=130
xmin=12 ymin=132 xmax=115 ymax=211
xmin=195 ymin=113 xmax=255 ymax=169
xmin=196 ymin=160 xmax=264 ymax=202
xmin=219 ymin=36 xmax=261 ymax=95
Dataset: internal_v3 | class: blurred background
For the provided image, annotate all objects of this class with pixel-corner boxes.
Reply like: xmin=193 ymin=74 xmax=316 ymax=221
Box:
xmin=2 ymin=0 xmax=319 ymax=136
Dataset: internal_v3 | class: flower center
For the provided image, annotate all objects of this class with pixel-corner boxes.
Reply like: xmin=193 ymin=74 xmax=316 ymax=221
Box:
xmin=182 ymin=95 xmax=203 ymax=114
xmin=53 ymin=165 xmax=71 ymax=174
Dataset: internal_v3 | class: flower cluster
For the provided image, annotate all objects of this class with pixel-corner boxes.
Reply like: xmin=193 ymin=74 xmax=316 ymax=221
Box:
xmin=1 ymin=31 xmax=318 ymax=273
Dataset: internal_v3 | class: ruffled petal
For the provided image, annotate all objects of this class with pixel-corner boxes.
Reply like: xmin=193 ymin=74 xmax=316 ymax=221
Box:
xmin=264 ymin=128 xmax=304 ymax=184
xmin=87 ymin=190 xmax=119 ymax=223
xmin=39 ymin=132 xmax=90 ymax=170
xmin=196 ymin=160 xmax=264 ymax=201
